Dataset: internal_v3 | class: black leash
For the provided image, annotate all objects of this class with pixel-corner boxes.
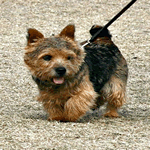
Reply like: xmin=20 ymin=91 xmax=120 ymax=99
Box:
xmin=83 ymin=0 xmax=137 ymax=46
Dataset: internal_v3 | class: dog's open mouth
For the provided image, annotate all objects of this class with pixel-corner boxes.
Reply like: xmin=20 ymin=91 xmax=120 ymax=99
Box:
xmin=53 ymin=77 xmax=65 ymax=85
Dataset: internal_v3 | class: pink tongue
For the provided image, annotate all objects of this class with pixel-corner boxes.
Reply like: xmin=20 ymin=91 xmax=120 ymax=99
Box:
xmin=53 ymin=77 xmax=65 ymax=84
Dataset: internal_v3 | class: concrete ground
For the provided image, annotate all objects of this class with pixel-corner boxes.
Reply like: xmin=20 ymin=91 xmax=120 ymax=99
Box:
xmin=0 ymin=0 xmax=150 ymax=149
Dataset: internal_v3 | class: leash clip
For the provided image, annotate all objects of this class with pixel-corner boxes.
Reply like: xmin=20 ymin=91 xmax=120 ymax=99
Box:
xmin=81 ymin=40 xmax=90 ymax=48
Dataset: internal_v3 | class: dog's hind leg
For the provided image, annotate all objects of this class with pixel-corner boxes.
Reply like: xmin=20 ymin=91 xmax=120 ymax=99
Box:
xmin=101 ymin=74 xmax=127 ymax=117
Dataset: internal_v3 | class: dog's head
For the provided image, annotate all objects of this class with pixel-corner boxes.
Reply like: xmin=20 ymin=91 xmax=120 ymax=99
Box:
xmin=24 ymin=25 xmax=85 ymax=87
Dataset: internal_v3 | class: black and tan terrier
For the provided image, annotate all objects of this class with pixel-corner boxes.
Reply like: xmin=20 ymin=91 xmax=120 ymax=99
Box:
xmin=24 ymin=24 xmax=128 ymax=122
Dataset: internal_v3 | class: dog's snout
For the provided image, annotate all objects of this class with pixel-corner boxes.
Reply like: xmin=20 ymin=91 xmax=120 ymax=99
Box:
xmin=55 ymin=67 xmax=66 ymax=76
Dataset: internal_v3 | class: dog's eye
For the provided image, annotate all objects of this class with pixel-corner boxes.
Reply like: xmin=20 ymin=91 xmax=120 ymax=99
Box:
xmin=67 ymin=56 xmax=73 ymax=60
xmin=43 ymin=55 xmax=52 ymax=61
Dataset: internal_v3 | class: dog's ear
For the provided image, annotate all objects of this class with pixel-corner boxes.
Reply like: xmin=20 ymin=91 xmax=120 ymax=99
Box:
xmin=59 ymin=24 xmax=75 ymax=40
xmin=26 ymin=28 xmax=44 ymax=46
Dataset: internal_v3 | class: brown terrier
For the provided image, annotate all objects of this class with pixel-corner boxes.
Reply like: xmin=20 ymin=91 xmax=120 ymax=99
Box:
xmin=24 ymin=24 xmax=128 ymax=122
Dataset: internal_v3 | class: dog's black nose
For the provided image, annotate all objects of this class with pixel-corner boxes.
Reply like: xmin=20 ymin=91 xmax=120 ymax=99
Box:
xmin=55 ymin=67 xmax=66 ymax=76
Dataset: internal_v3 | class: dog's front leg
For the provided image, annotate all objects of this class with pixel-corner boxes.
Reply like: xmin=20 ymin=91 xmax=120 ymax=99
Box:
xmin=63 ymin=89 xmax=96 ymax=122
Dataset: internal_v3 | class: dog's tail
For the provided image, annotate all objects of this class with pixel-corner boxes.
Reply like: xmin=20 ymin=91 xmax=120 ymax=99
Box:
xmin=89 ymin=0 xmax=137 ymax=42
